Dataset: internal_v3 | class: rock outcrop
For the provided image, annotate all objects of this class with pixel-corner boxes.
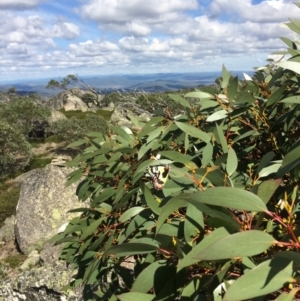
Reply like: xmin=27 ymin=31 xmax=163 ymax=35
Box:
xmin=14 ymin=164 xmax=83 ymax=254
xmin=48 ymin=110 xmax=67 ymax=124
xmin=0 ymin=163 xmax=87 ymax=301
xmin=49 ymin=88 xmax=105 ymax=112
xmin=0 ymin=250 xmax=84 ymax=301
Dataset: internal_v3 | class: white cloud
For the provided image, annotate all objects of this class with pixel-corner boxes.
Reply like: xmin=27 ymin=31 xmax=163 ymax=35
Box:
xmin=78 ymin=0 xmax=199 ymax=36
xmin=209 ymin=0 xmax=299 ymax=23
xmin=69 ymin=40 xmax=119 ymax=56
xmin=127 ymin=22 xmax=151 ymax=36
xmin=53 ymin=22 xmax=81 ymax=40
xmin=0 ymin=0 xmax=44 ymax=10
xmin=0 ymin=0 xmax=299 ymax=80
xmin=79 ymin=0 xmax=198 ymax=21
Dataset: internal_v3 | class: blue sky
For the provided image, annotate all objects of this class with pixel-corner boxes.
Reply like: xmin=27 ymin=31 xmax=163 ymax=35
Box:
xmin=0 ymin=0 xmax=298 ymax=81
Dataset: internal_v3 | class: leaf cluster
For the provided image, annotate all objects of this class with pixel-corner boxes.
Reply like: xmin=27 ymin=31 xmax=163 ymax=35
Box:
xmin=53 ymin=8 xmax=300 ymax=301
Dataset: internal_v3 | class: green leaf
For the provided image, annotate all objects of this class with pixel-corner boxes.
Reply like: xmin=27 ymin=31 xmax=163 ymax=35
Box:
xmin=215 ymin=123 xmax=228 ymax=154
xmin=65 ymin=169 xmax=82 ymax=186
xmin=185 ymin=91 xmax=214 ymax=99
xmin=235 ymin=92 xmax=255 ymax=104
xmin=294 ymin=2 xmax=300 ymax=9
xmin=232 ymin=130 xmax=258 ymax=143
xmin=201 ymin=142 xmax=213 ymax=167
xmin=206 ymin=110 xmax=228 ymax=122
xmin=194 ymin=231 xmax=275 ymax=261
xmin=119 ymin=209 xmax=152 ymax=243
xmin=156 ymin=197 xmax=188 ymax=234
xmin=277 ymin=144 xmax=300 ymax=176
xmin=119 ymin=207 xmax=146 ymax=223
xmin=228 ymin=76 xmax=238 ymax=102
xmin=280 ymin=95 xmax=300 ymax=104
xmin=67 ymin=139 xmax=88 ymax=148
xmin=153 ymin=267 xmax=187 ymax=300
xmin=275 ymin=289 xmax=299 ymax=301
xmin=91 ymin=187 xmax=116 ymax=206
xmin=104 ymin=242 xmax=158 ymax=258
xmin=159 ymin=151 xmax=193 ymax=165
xmin=258 ymin=162 xmax=281 ymax=178
xmin=276 ymin=61 xmax=300 ymax=74
xmin=80 ymin=217 xmax=105 ymax=240
xmin=226 ymin=148 xmax=238 ymax=176
xmin=254 ymin=179 xmax=282 ymax=204
xmin=221 ymin=65 xmax=231 ymax=89
xmin=180 ymin=277 xmax=201 ymax=299
xmin=138 ymin=139 xmax=160 ymax=160
xmin=266 ymin=85 xmax=287 ymax=107
xmin=76 ymin=179 xmax=91 ymax=201
xmin=200 ymin=100 xmax=220 ymax=111
xmin=141 ymin=183 xmax=161 ymax=215
xmin=178 ymin=227 xmax=230 ymax=269
xmin=184 ymin=132 xmax=189 ymax=154
xmin=187 ymin=187 xmax=267 ymax=212
xmin=110 ymin=125 xmax=133 ymax=143
xmin=193 ymin=203 xmax=241 ymax=231
xmin=138 ymin=117 xmax=164 ymax=138
xmin=256 ymin=151 xmax=275 ymax=176
xmin=168 ymin=94 xmax=191 ymax=108
xmin=224 ymin=257 xmax=296 ymax=301
xmin=280 ymin=37 xmax=297 ymax=49
xmin=286 ymin=18 xmax=300 ymax=34
xmin=184 ymin=203 xmax=204 ymax=246
xmin=117 ymin=292 xmax=154 ymax=301
xmin=147 ymin=126 xmax=164 ymax=143
xmin=175 ymin=121 xmax=211 ymax=143
xmin=131 ymin=260 xmax=167 ymax=293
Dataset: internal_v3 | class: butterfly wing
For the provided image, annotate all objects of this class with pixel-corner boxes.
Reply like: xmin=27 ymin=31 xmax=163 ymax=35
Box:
xmin=145 ymin=165 xmax=169 ymax=190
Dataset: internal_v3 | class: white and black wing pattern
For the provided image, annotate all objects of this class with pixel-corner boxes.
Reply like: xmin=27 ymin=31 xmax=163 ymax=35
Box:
xmin=145 ymin=165 xmax=170 ymax=190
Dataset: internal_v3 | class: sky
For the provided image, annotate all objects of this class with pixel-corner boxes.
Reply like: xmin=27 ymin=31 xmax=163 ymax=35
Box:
xmin=0 ymin=0 xmax=298 ymax=81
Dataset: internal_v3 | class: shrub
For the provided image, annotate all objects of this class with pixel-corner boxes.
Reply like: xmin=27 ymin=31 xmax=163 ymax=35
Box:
xmin=0 ymin=183 xmax=21 ymax=227
xmin=53 ymin=8 xmax=300 ymax=301
xmin=0 ymin=99 xmax=51 ymax=138
xmin=48 ymin=114 xmax=109 ymax=145
xmin=0 ymin=121 xmax=32 ymax=176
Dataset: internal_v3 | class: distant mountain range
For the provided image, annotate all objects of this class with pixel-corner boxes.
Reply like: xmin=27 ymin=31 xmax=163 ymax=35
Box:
xmin=0 ymin=71 xmax=253 ymax=96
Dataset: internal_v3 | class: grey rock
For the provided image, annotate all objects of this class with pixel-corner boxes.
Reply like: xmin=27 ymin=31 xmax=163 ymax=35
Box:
xmin=19 ymin=250 xmax=40 ymax=271
xmin=0 ymin=259 xmax=84 ymax=301
xmin=14 ymin=164 xmax=84 ymax=254
xmin=110 ymin=108 xmax=134 ymax=128
xmin=48 ymin=110 xmax=67 ymax=124
xmin=63 ymin=94 xmax=89 ymax=112
xmin=48 ymin=89 xmax=104 ymax=112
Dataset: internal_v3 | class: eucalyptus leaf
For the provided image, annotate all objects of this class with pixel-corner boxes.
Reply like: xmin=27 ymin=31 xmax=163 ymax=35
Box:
xmin=168 ymin=94 xmax=191 ymax=108
xmin=224 ymin=257 xmax=296 ymax=301
xmin=119 ymin=207 xmax=146 ymax=223
xmin=104 ymin=242 xmax=158 ymax=258
xmin=206 ymin=110 xmax=228 ymax=122
xmin=117 ymin=292 xmax=154 ymax=301
xmin=194 ymin=231 xmax=275 ymax=261
xmin=226 ymin=148 xmax=238 ymax=176
xmin=276 ymin=61 xmax=300 ymax=74
xmin=175 ymin=121 xmax=211 ymax=143
xmin=186 ymin=187 xmax=268 ymax=212
xmin=185 ymin=91 xmax=214 ymax=99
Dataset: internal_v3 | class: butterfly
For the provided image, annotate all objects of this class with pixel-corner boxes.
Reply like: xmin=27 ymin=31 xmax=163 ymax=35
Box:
xmin=145 ymin=165 xmax=170 ymax=190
